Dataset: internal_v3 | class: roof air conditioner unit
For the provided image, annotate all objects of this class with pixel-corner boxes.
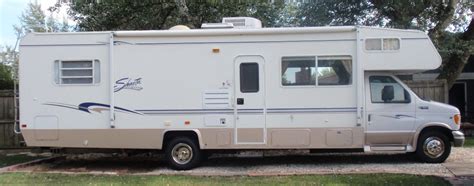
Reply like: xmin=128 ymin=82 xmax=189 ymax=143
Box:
xmin=222 ymin=17 xmax=262 ymax=29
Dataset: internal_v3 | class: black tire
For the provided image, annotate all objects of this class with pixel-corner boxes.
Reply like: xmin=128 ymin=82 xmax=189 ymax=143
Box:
xmin=165 ymin=137 xmax=201 ymax=170
xmin=415 ymin=131 xmax=451 ymax=163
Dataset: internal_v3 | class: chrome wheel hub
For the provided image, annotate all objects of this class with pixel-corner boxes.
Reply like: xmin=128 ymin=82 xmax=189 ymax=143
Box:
xmin=423 ymin=137 xmax=445 ymax=158
xmin=172 ymin=143 xmax=193 ymax=165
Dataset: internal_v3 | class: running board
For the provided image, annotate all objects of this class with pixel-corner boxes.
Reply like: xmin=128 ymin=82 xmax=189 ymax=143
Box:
xmin=364 ymin=145 xmax=413 ymax=152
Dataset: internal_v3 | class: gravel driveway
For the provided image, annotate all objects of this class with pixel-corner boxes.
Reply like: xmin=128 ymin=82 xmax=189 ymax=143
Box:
xmin=12 ymin=147 xmax=474 ymax=177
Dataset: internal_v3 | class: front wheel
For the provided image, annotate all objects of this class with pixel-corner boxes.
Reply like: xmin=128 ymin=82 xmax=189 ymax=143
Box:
xmin=165 ymin=137 xmax=202 ymax=170
xmin=416 ymin=131 xmax=451 ymax=163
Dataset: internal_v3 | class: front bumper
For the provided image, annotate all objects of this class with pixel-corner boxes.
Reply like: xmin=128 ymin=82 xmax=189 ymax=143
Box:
xmin=452 ymin=130 xmax=465 ymax=147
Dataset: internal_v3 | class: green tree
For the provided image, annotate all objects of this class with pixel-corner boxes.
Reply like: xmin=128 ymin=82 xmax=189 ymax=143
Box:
xmin=0 ymin=46 xmax=15 ymax=90
xmin=16 ymin=2 xmax=70 ymax=33
xmin=1 ymin=2 xmax=71 ymax=90
xmin=66 ymin=0 xmax=285 ymax=30
xmin=297 ymin=0 xmax=472 ymax=88
xmin=296 ymin=0 xmax=380 ymax=26
xmin=369 ymin=0 xmax=473 ymax=88
xmin=65 ymin=0 xmax=472 ymax=88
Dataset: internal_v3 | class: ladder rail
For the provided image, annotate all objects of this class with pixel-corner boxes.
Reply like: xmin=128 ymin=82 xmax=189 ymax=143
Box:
xmin=13 ymin=79 xmax=21 ymax=134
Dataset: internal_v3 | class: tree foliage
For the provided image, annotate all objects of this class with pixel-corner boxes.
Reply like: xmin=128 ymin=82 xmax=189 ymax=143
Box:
xmin=52 ymin=0 xmax=474 ymax=88
xmin=296 ymin=0 xmax=380 ymax=27
xmin=67 ymin=0 xmax=285 ymax=30
xmin=0 ymin=46 xmax=15 ymax=90
xmin=0 ymin=2 xmax=71 ymax=89
xmin=16 ymin=2 xmax=71 ymax=34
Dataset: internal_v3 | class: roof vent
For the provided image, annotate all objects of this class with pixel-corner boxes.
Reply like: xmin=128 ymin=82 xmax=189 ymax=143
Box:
xmin=201 ymin=23 xmax=234 ymax=29
xmin=222 ymin=17 xmax=262 ymax=29
xmin=169 ymin=25 xmax=190 ymax=30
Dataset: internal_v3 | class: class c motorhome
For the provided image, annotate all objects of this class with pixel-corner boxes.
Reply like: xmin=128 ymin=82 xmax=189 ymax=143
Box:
xmin=19 ymin=17 xmax=465 ymax=170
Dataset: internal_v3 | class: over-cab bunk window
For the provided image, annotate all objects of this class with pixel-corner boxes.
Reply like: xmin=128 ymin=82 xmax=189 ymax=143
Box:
xmin=54 ymin=60 xmax=100 ymax=85
xmin=365 ymin=38 xmax=400 ymax=51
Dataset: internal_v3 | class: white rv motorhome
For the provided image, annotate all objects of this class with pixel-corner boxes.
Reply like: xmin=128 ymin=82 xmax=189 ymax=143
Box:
xmin=19 ymin=17 xmax=464 ymax=170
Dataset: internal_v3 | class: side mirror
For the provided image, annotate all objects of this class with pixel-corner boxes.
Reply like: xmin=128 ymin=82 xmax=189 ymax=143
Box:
xmin=382 ymin=85 xmax=394 ymax=102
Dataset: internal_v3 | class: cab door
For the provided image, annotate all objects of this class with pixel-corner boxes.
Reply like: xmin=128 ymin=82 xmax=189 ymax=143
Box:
xmin=365 ymin=75 xmax=416 ymax=146
xmin=234 ymin=55 xmax=266 ymax=144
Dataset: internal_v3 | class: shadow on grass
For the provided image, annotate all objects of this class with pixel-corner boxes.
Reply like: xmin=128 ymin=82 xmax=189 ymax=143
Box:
xmin=0 ymin=154 xmax=44 ymax=168
xmin=35 ymin=152 xmax=419 ymax=173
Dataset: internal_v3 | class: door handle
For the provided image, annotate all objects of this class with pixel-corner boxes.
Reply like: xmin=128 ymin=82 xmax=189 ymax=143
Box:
xmin=237 ymin=98 xmax=244 ymax=105
xmin=368 ymin=114 xmax=372 ymax=122
xmin=418 ymin=106 xmax=429 ymax=110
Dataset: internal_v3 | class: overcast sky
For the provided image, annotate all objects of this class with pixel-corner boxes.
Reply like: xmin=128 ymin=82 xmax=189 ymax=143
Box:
xmin=0 ymin=0 xmax=71 ymax=47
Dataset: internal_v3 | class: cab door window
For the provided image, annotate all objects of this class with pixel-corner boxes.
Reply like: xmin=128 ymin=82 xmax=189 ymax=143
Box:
xmin=369 ymin=76 xmax=410 ymax=103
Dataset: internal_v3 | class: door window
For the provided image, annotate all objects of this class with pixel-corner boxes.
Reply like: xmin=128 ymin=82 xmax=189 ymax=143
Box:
xmin=240 ymin=63 xmax=259 ymax=93
xmin=369 ymin=76 xmax=410 ymax=103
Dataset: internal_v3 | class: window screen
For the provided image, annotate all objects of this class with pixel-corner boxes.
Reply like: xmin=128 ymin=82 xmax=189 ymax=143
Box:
xmin=281 ymin=56 xmax=316 ymax=86
xmin=240 ymin=63 xmax=259 ymax=93
xmin=54 ymin=60 xmax=100 ymax=85
xmin=365 ymin=38 xmax=400 ymax=51
xmin=383 ymin=38 xmax=400 ymax=50
xmin=365 ymin=39 xmax=382 ymax=50
xmin=317 ymin=57 xmax=352 ymax=85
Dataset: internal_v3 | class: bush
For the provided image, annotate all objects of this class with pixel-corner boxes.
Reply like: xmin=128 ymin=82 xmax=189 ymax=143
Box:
xmin=0 ymin=64 xmax=14 ymax=90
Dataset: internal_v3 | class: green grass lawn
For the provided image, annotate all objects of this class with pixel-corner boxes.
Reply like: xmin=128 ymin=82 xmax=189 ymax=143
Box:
xmin=0 ymin=173 xmax=449 ymax=186
xmin=0 ymin=154 xmax=43 ymax=168
xmin=465 ymin=137 xmax=474 ymax=147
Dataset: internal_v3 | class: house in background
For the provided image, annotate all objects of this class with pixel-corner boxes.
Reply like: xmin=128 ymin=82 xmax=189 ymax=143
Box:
xmin=413 ymin=56 xmax=474 ymax=123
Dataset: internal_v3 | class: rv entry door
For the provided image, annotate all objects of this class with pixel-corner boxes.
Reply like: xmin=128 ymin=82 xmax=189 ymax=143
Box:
xmin=234 ymin=56 xmax=266 ymax=144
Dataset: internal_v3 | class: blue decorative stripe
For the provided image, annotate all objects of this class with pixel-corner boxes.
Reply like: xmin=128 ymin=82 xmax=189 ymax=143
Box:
xmin=132 ymin=39 xmax=356 ymax=46
xmin=138 ymin=108 xmax=264 ymax=115
xmin=20 ymin=43 xmax=107 ymax=47
xmin=379 ymin=114 xmax=416 ymax=119
xmin=45 ymin=102 xmax=356 ymax=116
xmin=78 ymin=102 xmax=143 ymax=115
xmin=44 ymin=102 xmax=143 ymax=115
xmin=267 ymin=107 xmax=356 ymax=113
xmin=136 ymin=108 xmax=265 ymax=111
xmin=267 ymin=107 xmax=356 ymax=110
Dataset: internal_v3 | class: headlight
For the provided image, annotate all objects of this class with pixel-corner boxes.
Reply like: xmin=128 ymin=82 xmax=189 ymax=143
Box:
xmin=453 ymin=114 xmax=461 ymax=125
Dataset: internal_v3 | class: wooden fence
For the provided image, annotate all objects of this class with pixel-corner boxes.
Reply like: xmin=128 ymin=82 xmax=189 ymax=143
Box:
xmin=404 ymin=80 xmax=449 ymax=103
xmin=0 ymin=90 xmax=23 ymax=148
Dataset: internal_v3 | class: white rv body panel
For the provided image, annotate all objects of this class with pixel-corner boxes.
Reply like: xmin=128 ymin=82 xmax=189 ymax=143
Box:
xmin=19 ymin=26 xmax=460 ymax=152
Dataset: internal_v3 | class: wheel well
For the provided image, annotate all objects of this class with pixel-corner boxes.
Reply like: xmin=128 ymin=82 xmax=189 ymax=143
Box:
xmin=163 ymin=131 xmax=200 ymax=149
xmin=419 ymin=126 xmax=453 ymax=142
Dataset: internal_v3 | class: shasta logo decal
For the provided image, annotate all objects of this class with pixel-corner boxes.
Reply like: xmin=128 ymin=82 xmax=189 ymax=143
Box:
xmin=114 ymin=77 xmax=143 ymax=92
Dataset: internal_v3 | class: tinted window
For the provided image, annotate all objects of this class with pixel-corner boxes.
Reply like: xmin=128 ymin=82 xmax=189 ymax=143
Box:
xmin=240 ymin=63 xmax=259 ymax=93
xmin=317 ymin=58 xmax=352 ymax=85
xmin=281 ymin=56 xmax=316 ymax=86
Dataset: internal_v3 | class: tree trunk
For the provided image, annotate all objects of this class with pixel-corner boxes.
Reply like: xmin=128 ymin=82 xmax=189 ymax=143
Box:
xmin=428 ymin=0 xmax=458 ymax=46
xmin=437 ymin=18 xmax=474 ymax=89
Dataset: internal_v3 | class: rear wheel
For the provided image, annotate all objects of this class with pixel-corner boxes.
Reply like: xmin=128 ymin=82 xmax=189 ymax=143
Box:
xmin=416 ymin=131 xmax=451 ymax=163
xmin=165 ymin=137 xmax=201 ymax=170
